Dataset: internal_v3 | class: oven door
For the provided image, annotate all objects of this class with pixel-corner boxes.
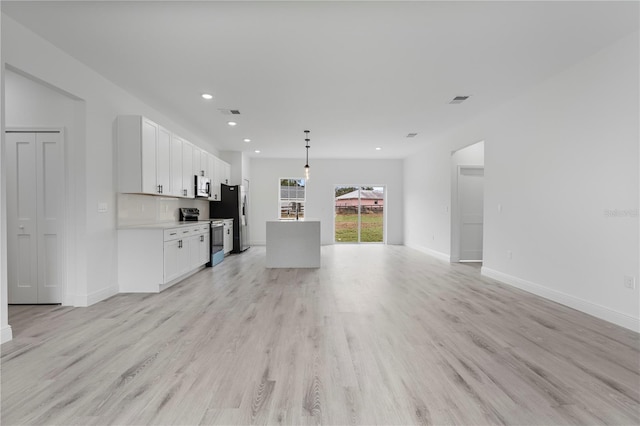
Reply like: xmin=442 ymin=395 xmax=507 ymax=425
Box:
xmin=210 ymin=224 xmax=224 ymax=266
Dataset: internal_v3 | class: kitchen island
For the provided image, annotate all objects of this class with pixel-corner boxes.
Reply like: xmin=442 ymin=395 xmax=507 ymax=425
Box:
xmin=266 ymin=219 xmax=321 ymax=268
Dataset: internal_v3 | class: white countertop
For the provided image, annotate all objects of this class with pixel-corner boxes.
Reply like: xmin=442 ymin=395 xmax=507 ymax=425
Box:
xmin=267 ymin=218 xmax=320 ymax=223
xmin=118 ymin=220 xmax=223 ymax=230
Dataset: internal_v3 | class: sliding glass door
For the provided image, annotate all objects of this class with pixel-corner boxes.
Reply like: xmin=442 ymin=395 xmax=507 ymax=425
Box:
xmin=334 ymin=185 xmax=385 ymax=243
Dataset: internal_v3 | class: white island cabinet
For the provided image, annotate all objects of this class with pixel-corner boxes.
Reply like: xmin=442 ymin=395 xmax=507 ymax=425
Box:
xmin=118 ymin=222 xmax=210 ymax=293
xmin=266 ymin=219 xmax=321 ymax=268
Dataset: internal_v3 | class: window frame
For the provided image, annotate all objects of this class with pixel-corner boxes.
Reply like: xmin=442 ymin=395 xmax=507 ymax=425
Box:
xmin=279 ymin=177 xmax=306 ymax=220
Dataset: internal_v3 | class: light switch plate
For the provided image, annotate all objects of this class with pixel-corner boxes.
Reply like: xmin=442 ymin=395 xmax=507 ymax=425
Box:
xmin=98 ymin=202 xmax=108 ymax=213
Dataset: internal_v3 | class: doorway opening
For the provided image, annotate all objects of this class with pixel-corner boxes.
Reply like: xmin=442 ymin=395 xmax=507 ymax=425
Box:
xmin=334 ymin=185 xmax=385 ymax=243
xmin=451 ymin=141 xmax=485 ymax=263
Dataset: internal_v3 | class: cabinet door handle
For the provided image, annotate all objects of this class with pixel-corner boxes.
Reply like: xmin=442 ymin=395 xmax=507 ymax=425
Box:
xmin=170 ymin=232 xmax=177 ymax=236
xmin=183 ymin=189 xmax=187 ymax=196
xmin=157 ymin=185 xmax=161 ymax=193
xmin=179 ymin=240 xmax=183 ymax=248
xmin=200 ymin=235 xmax=204 ymax=242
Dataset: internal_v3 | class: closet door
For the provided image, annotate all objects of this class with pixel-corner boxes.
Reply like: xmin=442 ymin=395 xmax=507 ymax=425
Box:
xmin=7 ymin=133 xmax=38 ymax=303
xmin=6 ymin=131 xmax=63 ymax=304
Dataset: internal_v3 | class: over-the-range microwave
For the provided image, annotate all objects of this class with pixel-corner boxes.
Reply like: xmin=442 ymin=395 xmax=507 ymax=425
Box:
xmin=195 ymin=175 xmax=210 ymax=198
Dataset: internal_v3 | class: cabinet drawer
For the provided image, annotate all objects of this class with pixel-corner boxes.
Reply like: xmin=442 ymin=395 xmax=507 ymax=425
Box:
xmin=164 ymin=228 xmax=181 ymax=241
xmin=190 ymin=225 xmax=207 ymax=234
xmin=178 ymin=227 xmax=194 ymax=238
xmin=164 ymin=227 xmax=193 ymax=241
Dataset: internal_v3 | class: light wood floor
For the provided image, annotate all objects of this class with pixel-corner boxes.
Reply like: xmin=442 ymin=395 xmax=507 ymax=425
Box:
xmin=2 ymin=245 xmax=639 ymax=425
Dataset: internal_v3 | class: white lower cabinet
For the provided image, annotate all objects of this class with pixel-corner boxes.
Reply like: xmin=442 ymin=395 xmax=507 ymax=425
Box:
xmin=119 ymin=224 xmax=210 ymax=293
xmin=198 ymin=232 xmax=210 ymax=266
xmin=163 ymin=239 xmax=181 ymax=283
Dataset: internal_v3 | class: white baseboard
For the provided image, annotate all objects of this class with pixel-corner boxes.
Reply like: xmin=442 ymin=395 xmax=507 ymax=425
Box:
xmin=481 ymin=267 xmax=640 ymax=333
xmin=1 ymin=325 xmax=13 ymax=344
xmin=406 ymin=243 xmax=451 ymax=263
xmin=75 ymin=285 xmax=119 ymax=307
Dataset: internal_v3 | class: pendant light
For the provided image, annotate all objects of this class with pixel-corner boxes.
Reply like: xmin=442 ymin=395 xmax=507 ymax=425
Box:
xmin=304 ymin=130 xmax=311 ymax=180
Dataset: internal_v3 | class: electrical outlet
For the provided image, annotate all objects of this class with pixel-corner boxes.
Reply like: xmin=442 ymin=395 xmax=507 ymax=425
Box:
xmin=623 ymin=276 xmax=636 ymax=290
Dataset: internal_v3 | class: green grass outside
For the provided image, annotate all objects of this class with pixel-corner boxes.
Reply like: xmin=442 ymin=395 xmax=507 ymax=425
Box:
xmin=335 ymin=212 xmax=383 ymax=242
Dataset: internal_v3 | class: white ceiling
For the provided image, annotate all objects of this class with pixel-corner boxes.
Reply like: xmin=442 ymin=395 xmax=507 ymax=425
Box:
xmin=2 ymin=1 xmax=638 ymax=159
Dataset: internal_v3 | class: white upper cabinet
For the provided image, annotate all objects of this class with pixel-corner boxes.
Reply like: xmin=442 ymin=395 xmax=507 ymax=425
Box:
xmin=181 ymin=140 xmax=194 ymax=198
xmin=217 ymin=156 xmax=231 ymax=185
xmin=169 ymin=134 xmax=184 ymax=197
xmin=193 ymin=146 xmax=204 ymax=178
xmin=221 ymin=159 xmax=231 ymax=186
xmin=201 ymin=151 xmax=211 ymax=180
xmin=210 ymin=156 xmax=231 ymax=201
xmin=117 ymin=115 xmax=228 ymax=198
xmin=207 ymin=153 xmax=217 ymax=201
xmin=118 ymin=116 xmax=169 ymax=195
xmin=157 ymin=126 xmax=171 ymax=195
xmin=139 ymin=118 xmax=158 ymax=194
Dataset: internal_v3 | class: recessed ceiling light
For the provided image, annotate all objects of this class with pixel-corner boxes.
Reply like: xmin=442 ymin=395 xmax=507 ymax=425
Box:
xmin=375 ymin=147 xmax=382 ymax=151
xmin=243 ymin=138 xmax=251 ymax=143
xmin=254 ymin=150 xmax=261 ymax=153
xmin=201 ymin=93 xmax=213 ymax=100
xmin=227 ymin=121 xmax=237 ymax=126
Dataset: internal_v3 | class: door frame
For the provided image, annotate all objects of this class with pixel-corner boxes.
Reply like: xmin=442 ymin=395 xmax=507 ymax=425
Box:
xmin=6 ymin=128 xmax=67 ymax=304
xmin=333 ymin=184 xmax=387 ymax=244
xmin=451 ymin=165 xmax=484 ymax=262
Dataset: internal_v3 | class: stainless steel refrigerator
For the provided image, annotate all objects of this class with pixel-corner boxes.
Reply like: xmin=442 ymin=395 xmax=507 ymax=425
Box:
xmin=210 ymin=184 xmax=249 ymax=253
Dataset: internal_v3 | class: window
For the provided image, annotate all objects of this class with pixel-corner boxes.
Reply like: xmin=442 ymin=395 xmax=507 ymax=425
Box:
xmin=279 ymin=178 xmax=306 ymax=220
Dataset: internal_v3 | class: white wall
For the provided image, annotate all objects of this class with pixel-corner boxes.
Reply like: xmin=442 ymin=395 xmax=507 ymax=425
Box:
xmin=405 ymin=31 xmax=639 ymax=331
xmin=250 ymin=158 xmax=403 ymax=245
xmin=1 ymin=14 xmax=219 ymax=318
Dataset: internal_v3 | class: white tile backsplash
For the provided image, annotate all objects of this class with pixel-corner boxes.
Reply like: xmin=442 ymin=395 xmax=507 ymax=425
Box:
xmin=117 ymin=194 xmax=209 ymax=227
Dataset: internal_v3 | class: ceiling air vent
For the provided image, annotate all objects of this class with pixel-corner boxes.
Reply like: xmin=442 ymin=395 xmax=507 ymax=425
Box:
xmin=406 ymin=133 xmax=418 ymax=138
xmin=449 ymin=96 xmax=470 ymax=104
xmin=218 ymin=109 xmax=241 ymax=115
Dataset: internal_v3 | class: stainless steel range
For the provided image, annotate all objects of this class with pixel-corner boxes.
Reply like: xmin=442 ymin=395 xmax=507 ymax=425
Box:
xmin=179 ymin=208 xmax=224 ymax=266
